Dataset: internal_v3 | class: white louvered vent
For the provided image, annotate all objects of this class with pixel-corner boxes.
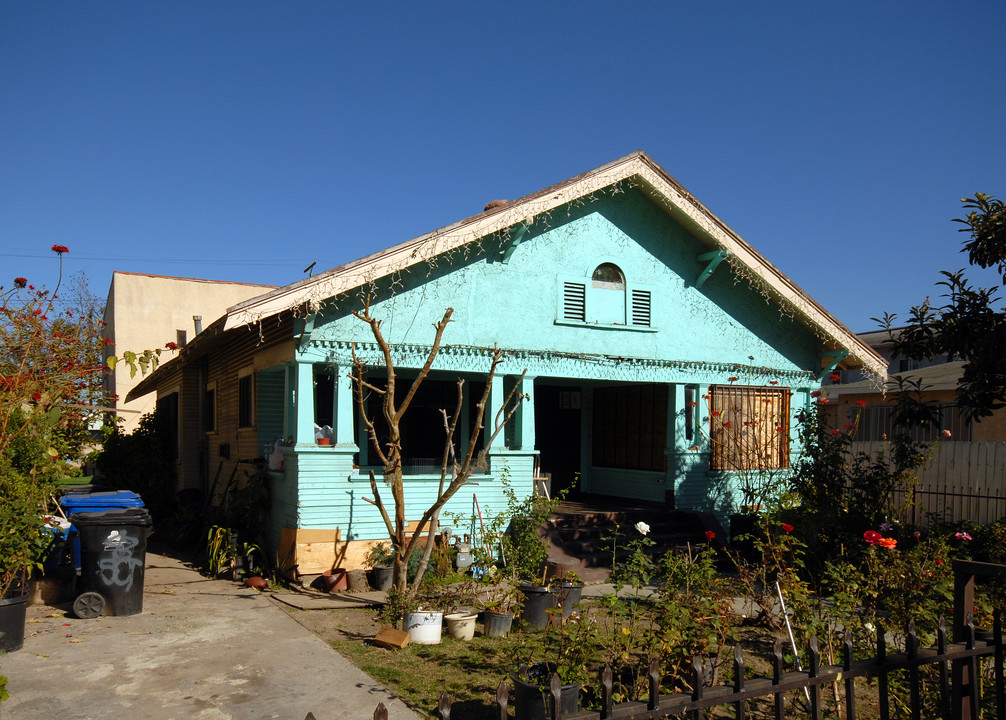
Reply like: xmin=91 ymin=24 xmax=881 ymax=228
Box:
xmin=563 ymin=281 xmax=586 ymax=322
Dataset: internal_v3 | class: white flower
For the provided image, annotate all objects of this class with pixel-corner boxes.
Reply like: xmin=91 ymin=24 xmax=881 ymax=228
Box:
xmin=865 ymin=622 xmax=876 ymax=633
xmin=634 ymin=521 xmax=650 ymax=536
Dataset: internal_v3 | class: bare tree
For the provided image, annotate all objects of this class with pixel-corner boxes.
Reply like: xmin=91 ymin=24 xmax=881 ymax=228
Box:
xmin=351 ymin=299 xmax=526 ymax=591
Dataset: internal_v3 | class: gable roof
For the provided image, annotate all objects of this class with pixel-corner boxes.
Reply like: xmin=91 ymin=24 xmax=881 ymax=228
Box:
xmin=217 ymin=150 xmax=884 ymax=378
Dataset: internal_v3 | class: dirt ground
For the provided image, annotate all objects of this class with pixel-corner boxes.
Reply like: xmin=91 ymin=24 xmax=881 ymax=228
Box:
xmin=284 ymin=605 xmax=385 ymax=644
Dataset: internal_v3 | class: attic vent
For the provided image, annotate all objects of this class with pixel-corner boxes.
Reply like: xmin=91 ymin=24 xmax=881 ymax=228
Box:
xmin=484 ymin=199 xmax=509 ymax=211
xmin=631 ymin=289 xmax=652 ymax=327
xmin=562 ymin=281 xmax=587 ymax=322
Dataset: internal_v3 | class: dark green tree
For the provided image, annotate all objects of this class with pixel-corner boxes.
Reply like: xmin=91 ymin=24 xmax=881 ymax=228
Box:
xmin=877 ymin=194 xmax=1006 ymax=419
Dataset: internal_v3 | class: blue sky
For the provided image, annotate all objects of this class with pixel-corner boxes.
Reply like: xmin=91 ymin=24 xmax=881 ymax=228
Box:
xmin=2 ymin=2 xmax=1004 ymax=332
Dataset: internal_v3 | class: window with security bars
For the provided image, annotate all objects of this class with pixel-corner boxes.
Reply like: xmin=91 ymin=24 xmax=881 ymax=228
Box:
xmin=708 ymin=385 xmax=790 ymax=471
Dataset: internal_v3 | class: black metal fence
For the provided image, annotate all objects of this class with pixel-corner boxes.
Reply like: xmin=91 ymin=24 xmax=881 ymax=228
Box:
xmin=310 ymin=561 xmax=1006 ymax=720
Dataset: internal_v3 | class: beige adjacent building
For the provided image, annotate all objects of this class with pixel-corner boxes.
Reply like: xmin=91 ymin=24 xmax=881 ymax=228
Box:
xmin=102 ymin=272 xmax=274 ymax=432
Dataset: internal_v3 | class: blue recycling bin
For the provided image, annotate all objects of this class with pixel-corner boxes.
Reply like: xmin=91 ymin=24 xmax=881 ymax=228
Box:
xmin=58 ymin=491 xmax=145 ymax=570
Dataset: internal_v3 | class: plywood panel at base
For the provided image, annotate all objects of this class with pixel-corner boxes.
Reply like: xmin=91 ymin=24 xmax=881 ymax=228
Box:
xmin=279 ymin=527 xmax=345 ymax=575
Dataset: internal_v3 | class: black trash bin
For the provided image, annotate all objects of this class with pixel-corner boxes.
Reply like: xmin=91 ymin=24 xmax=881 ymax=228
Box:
xmin=69 ymin=508 xmax=152 ymax=618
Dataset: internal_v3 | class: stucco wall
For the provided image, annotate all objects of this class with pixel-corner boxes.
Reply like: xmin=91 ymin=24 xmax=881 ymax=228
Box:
xmin=104 ymin=272 xmax=274 ymax=432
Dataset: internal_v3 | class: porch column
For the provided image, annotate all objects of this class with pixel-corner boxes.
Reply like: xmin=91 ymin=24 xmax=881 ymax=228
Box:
xmin=333 ymin=365 xmax=357 ymax=448
xmin=519 ymin=375 xmax=536 ymax=452
xmin=294 ymin=360 xmax=316 ymax=447
xmin=671 ymin=383 xmax=687 ymax=453
xmin=489 ymin=373 xmax=505 ymax=445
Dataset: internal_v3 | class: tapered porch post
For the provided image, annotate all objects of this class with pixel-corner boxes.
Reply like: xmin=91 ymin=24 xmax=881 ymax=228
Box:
xmin=294 ymin=359 xmax=316 ymax=447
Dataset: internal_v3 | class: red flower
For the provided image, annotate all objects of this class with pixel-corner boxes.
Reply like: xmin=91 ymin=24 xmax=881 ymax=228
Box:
xmin=728 ymin=376 xmax=738 ymax=382
xmin=829 ymin=374 xmax=841 ymax=382
xmin=704 ymin=530 xmax=716 ymax=540
xmin=941 ymin=429 xmax=952 ymax=438
xmin=103 ymin=337 xmax=115 ymax=346
xmin=819 ymin=397 xmax=830 ymax=404
xmin=831 ymin=428 xmax=842 ymax=436
xmin=722 ymin=421 xmax=732 ymax=429
xmin=843 ymin=422 xmax=855 ymax=431
xmin=936 ymin=558 xmax=943 ymax=565
xmin=781 ymin=523 xmax=794 ymax=533
xmin=855 ymin=400 xmax=867 ymax=408
xmin=51 ymin=244 xmax=69 ymax=254
xmin=863 ymin=530 xmax=882 ymax=546
xmin=711 ymin=410 xmax=721 ymax=417
xmin=811 ymin=390 xmax=821 ymax=398
xmin=769 ymin=380 xmax=778 ymax=385
xmin=14 ymin=277 xmax=27 ymax=288
xmin=165 ymin=341 xmax=179 ymax=350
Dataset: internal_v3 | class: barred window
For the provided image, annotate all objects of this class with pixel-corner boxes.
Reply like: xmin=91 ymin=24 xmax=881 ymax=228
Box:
xmin=708 ymin=385 xmax=790 ymax=471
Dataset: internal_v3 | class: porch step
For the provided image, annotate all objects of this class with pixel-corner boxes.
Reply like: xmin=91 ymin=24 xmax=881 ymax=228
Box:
xmin=539 ymin=499 xmax=725 ymax=583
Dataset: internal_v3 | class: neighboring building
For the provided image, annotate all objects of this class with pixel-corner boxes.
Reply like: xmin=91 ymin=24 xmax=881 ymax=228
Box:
xmin=127 ymin=151 xmax=885 ymax=571
xmin=102 ymin=272 xmax=274 ymax=433
xmin=822 ymin=328 xmax=1006 ymax=442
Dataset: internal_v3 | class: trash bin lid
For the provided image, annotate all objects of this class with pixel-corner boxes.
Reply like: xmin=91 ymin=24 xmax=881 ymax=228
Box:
xmin=68 ymin=507 xmax=153 ymax=527
xmin=59 ymin=490 xmax=145 ymax=511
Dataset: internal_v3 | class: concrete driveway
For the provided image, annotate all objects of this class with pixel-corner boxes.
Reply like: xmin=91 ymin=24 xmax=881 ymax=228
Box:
xmin=0 ymin=552 xmax=422 ymax=720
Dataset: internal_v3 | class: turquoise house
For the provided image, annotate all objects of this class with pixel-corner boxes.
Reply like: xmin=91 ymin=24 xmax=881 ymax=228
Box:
xmin=128 ymin=151 xmax=885 ymax=572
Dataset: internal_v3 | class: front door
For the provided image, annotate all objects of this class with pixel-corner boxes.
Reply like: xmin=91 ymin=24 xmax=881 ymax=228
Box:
xmin=534 ymin=385 xmax=582 ymax=498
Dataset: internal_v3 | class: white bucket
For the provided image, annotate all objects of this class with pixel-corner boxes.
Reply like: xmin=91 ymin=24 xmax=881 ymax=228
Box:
xmin=444 ymin=611 xmax=477 ymax=641
xmin=403 ymin=610 xmax=443 ymax=645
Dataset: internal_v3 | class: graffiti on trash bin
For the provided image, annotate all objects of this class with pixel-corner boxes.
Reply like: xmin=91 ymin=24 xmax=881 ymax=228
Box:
xmin=97 ymin=529 xmax=144 ymax=591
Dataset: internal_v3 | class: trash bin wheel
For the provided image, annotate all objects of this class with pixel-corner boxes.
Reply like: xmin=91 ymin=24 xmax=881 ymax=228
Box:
xmin=73 ymin=591 xmax=105 ymax=619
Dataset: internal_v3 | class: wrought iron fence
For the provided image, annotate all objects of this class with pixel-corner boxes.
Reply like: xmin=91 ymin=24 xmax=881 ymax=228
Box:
xmin=309 ymin=562 xmax=1006 ymax=720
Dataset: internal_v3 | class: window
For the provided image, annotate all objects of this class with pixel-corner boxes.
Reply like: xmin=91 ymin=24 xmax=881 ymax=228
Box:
xmin=238 ymin=373 xmax=254 ymax=428
xmin=176 ymin=329 xmax=187 ymax=348
xmin=559 ymin=263 xmax=654 ymax=329
xmin=156 ymin=391 xmax=179 ymax=462
xmin=592 ymin=384 xmax=668 ymax=472
xmin=203 ymin=384 xmax=216 ymax=433
xmin=708 ymin=385 xmax=790 ymax=471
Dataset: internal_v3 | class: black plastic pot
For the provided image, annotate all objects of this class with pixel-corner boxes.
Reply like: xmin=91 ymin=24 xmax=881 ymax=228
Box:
xmin=511 ymin=662 xmax=580 ymax=720
xmin=483 ymin=610 xmax=514 ymax=637
xmin=368 ymin=565 xmax=393 ymax=591
xmin=554 ymin=581 xmax=583 ymax=619
xmin=517 ymin=583 xmax=556 ymax=628
xmin=0 ymin=594 xmax=28 ymax=652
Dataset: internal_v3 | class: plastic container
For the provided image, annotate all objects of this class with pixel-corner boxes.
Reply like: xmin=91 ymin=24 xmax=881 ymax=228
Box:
xmin=402 ymin=610 xmax=443 ymax=645
xmin=59 ymin=491 xmax=144 ymax=570
xmin=444 ymin=611 xmax=477 ymax=640
xmin=0 ymin=595 xmax=28 ymax=652
xmin=70 ymin=507 xmax=152 ymax=617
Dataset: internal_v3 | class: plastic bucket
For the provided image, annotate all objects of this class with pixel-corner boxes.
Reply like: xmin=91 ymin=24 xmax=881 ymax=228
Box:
xmin=402 ymin=610 xmax=443 ymax=645
xmin=483 ymin=610 xmax=513 ymax=637
xmin=444 ymin=611 xmax=477 ymax=640
xmin=518 ymin=584 xmax=555 ymax=628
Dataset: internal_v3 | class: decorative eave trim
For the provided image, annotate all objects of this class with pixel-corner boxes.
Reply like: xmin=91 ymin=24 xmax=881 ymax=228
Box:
xmin=221 ymin=151 xmax=886 ymax=379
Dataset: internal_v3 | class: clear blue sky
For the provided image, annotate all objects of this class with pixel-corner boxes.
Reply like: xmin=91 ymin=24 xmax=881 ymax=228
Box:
xmin=3 ymin=2 xmax=1004 ymax=332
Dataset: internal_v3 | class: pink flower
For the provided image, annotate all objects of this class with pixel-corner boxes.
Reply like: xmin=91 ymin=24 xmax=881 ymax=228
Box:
xmin=954 ymin=531 xmax=972 ymax=541
xmin=941 ymin=429 xmax=951 ymax=438
xmin=863 ymin=530 xmax=882 ymax=546
xmin=819 ymin=397 xmax=830 ymax=404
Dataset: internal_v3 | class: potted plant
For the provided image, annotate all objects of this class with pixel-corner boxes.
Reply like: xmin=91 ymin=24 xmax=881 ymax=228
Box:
xmin=0 ymin=468 xmax=55 ymax=652
xmin=552 ymin=570 xmax=584 ymax=621
xmin=510 ymin=609 xmax=594 ymax=720
xmin=481 ymin=582 xmax=518 ymax=637
xmin=365 ymin=541 xmax=394 ymax=592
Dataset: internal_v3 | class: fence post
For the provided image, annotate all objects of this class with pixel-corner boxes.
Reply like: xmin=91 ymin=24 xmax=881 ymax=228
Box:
xmin=733 ymin=645 xmax=746 ymax=720
xmin=600 ymin=665 xmax=613 ymax=719
xmin=876 ymin=623 xmax=890 ymax=720
xmin=906 ymin=620 xmax=920 ymax=720
xmin=373 ymin=703 xmax=389 ymax=720
xmin=842 ymin=629 xmax=856 ymax=720
xmin=496 ymin=679 xmax=508 ymax=720
xmin=772 ymin=640 xmax=785 ymax=719
xmin=808 ymin=636 xmax=821 ymax=720
xmin=437 ymin=691 xmax=451 ymax=720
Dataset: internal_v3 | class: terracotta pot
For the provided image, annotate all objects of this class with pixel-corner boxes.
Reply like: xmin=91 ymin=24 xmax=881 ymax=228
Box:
xmin=317 ymin=437 xmax=331 ymax=446
xmin=321 ymin=568 xmax=348 ymax=592
xmin=244 ymin=576 xmax=268 ymax=590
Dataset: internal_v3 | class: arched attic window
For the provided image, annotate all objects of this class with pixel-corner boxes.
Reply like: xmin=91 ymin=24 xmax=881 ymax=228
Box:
xmin=559 ymin=263 xmax=653 ymax=328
